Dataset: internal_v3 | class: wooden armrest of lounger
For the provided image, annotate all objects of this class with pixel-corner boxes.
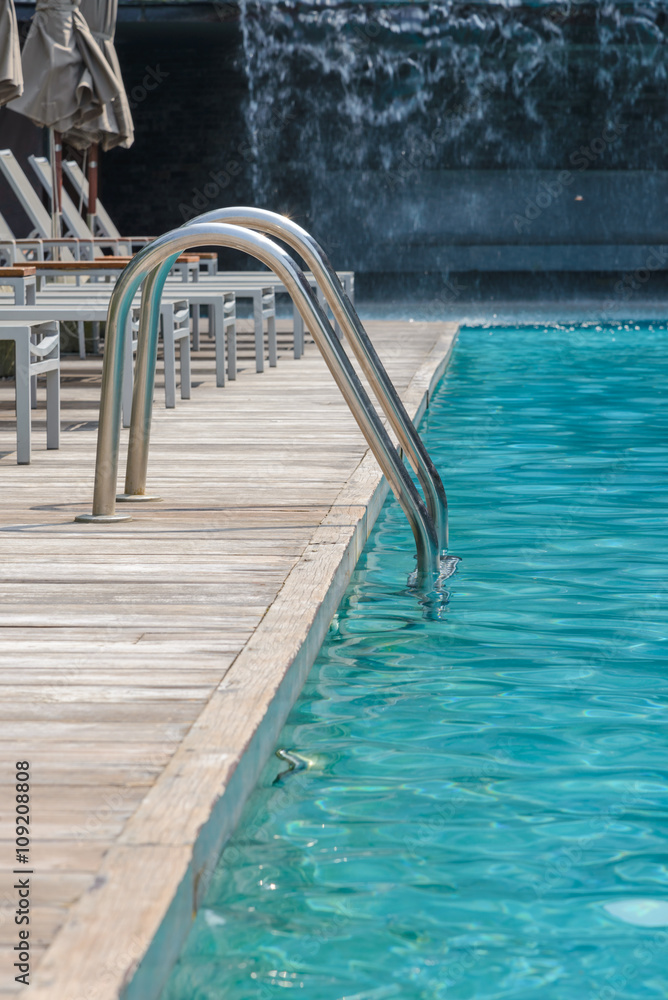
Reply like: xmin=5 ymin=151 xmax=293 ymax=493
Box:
xmin=35 ymin=255 xmax=200 ymax=272
xmin=35 ymin=259 xmax=133 ymax=271
xmin=26 ymin=236 xmax=154 ymax=243
xmin=0 ymin=266 xmax=37 ymax=277
xmin=21 ymin=238 xmax=81 ymax=244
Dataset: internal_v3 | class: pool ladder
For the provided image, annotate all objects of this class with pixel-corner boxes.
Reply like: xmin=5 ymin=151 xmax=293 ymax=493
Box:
xmin=76 ymin=210 xmax=453 ymax=592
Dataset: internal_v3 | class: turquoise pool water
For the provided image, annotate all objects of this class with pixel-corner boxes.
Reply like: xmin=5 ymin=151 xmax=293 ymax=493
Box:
xmin=162 ymin=324 xmax=668 ymax=1000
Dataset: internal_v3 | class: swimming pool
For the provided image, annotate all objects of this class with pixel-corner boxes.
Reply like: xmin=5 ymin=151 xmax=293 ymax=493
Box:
xmin=161 ymin=323 xmax=668 ymax=999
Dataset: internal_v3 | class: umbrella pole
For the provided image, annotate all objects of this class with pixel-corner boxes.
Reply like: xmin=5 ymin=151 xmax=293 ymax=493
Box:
xmin=49 ymin=128 xmax=62 ymax=241
xmin=87 ymin=142 xmax=99 ymax=234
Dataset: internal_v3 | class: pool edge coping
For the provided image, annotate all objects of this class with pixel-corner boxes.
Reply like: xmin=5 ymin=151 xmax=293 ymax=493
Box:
xmin=25 ymin=323 xmax=459 ymax=1000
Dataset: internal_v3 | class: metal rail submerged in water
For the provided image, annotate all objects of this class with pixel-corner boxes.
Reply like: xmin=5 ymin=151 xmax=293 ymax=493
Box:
xmin=75 ymin=220 xmax=451 ymax=591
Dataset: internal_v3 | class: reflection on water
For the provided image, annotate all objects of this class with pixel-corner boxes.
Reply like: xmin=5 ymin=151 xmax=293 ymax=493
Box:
xmin=162 ymin=325 xmax=668 ymax=999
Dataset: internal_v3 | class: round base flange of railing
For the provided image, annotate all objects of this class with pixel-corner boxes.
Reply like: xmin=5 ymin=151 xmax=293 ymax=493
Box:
xmin=74 ymin=513 xmax=133 ymax=523
xmin=116 ymin=494 xmax=162 ymax=502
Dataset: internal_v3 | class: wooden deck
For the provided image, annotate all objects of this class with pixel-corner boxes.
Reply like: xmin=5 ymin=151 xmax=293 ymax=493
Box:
xmin=0 ymin=318 xmax=457 ymax=999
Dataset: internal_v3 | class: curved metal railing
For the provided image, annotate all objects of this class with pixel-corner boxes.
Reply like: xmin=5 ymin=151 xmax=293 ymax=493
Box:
xmin=185 ymin=208 xmax=449 ymax=556
xmin=75 ymin=223 xmax=443 ymax=589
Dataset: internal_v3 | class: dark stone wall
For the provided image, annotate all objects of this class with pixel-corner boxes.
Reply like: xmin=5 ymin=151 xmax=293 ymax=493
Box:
xmin=103 ymin=20 xmax=252 ymax=269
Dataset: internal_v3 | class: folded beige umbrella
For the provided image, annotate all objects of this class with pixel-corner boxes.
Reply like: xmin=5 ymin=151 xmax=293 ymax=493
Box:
xmin=10 ymin=0 xmax=119 ymax=132
xmin=63 ymin=0 xmax=134 ymax=232
xmin=8 ymin=0 xmax=120 ymax=235
xmin=0 ymin=0 xmax=23 ymax=106
xmin=64 ymin=0 xmax=134 ymax=152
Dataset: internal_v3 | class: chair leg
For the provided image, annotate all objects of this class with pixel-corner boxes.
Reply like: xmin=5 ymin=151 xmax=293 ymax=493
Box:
xmin=163 ymin=310 xmax=176 ymax=408
xmin=92 ymin=321 xmax=100 ymax=354
xmin=191 ymin=305 xmax=200 ymax=352
xmin=14 ymin=337 xmax=31 ymax=465
xmin=315 ymin=285 xmax=341 ymax=339
xmin=253 ymin=291 xmax=264 ymax=373
xmin=78 ymin=321 xmax=86 ymax=358
xmin=214 ymin=300 xmax=225 ymax=388
xmin=179 ymin=332 xmax=191 ymax=400
xmin=122 ymin=315 xmax=134 ymax=428
xmin=227 ymin=318 xmax=237 ymax=381
xmin=45 ymin=366 xmax=60 ymax=450
xmin=294 ymin=309 xmax=304 ymax=359
xmin=268 ymin=311 xmax=277 ymax=368
xmin=30 ymin=374 xmax=37 ymax=409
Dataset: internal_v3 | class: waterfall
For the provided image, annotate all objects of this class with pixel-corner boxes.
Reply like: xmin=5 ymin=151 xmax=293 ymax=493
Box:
xmin=237 ymin=1 xmax=668 ymax=274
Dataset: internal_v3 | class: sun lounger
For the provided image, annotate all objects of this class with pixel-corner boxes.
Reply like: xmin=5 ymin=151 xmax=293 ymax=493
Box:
xmin=0 ymin=297 xmax=192 ymax=424
xmin=54 ymin=169 xmax=353 ymax=354
xmin=0 ymin=237 xmax=101 ymax=265
xmin=26 ymin=256 xmax=201 ymax=358
xmin=0 ymin=152 xmax=112 ymax=263
xmin=62 ymin=158 xmax=130 ymax=241
xmin=0 ymin=319 xmax=60 ymax=464
xmin=16 ymin=281 xmax=237 ymax=386
xmin=33 ymin=255 xmax=199 ymax=288
xmin=0 ymin=265 xmax=36 ymax=304
xmin=197 ymin=270 xmax=354 ymax=358
xmin=2 ymin=250 xmax=237 ymax=383
xmin=0 ymin=150 xmax=146 ymax=258
xmin=182 ymin=274 xmax=276 ymax=371
xmin=29 ymin=155 xmax=153 ymax=254
xmin=0 ymin=150 xmax=56 ymax=240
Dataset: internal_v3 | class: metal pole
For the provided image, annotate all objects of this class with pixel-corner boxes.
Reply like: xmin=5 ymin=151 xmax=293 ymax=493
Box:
xmin=86 ymin=141 xmax=99 ymax=234
xmin=188 ymin=208 xmax=449 ymax=555
xmin=121 ymin=256 xmax=176 ymax=499
xmin=75 ymin=262 xmax=147 ymax=523
xmin=76 ymin=223 xmax=441 ymax=589
xmin=48 ymin=129 xmax=62 ymax=241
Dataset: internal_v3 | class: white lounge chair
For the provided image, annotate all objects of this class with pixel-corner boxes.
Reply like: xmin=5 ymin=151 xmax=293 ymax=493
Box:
xmin=0 ymin=150 xmax=132 ymax=257
xmin=58 ymin=165 xmax=345 ymax=362
xmin=3 ymin=152 xmax=287 ymax=369
xmin=0 ymin=318 xmax=60 ymax=464
xmin=0 ymin=290 xmax=196 ymax=423
xmin=62 ymin=159 xmax=139 ymax=243
xmin=0 ymin=264 xmax=36 ymax=304
xmin=0 ymin=149 xmax=56 ymax=240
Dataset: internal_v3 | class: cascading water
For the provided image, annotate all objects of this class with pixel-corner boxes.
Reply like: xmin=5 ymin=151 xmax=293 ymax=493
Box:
xmin=237 ymin=1 xmax=668 ymax=280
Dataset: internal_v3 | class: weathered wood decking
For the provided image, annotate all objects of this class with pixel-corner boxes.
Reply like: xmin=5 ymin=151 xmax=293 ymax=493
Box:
xmin=0 ymin=318 xmax=457 ymax=999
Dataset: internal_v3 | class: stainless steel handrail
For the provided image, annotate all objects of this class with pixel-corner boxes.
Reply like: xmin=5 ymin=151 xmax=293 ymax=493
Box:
xmin=75 ymin=223 xmax=442 ymax=590
xmin=187 ymin=208 xmax=449 ymax=555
